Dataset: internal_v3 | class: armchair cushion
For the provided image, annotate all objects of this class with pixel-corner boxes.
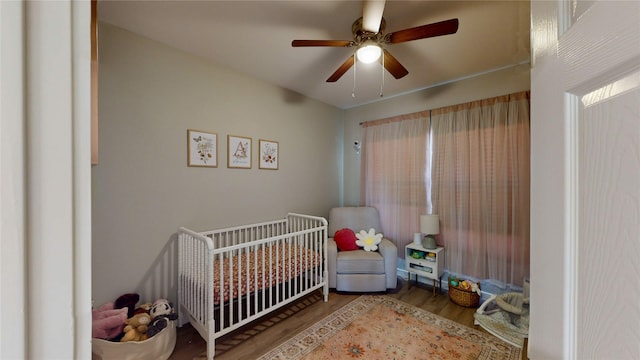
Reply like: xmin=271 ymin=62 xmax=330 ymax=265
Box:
xmin=336 ymin=250 xmax=384 ymax=274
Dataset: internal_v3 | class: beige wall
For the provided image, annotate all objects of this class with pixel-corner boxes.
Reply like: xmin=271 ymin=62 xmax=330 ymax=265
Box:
xmin=92 ymin=23 xmax=343 ymax=305
xmin=342 ymin=64 xmax=531 ymax=206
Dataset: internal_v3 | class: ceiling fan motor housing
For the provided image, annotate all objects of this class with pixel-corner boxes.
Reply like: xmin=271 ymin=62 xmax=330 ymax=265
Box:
xmin=352 ymin=17 xmax=386 ymax=44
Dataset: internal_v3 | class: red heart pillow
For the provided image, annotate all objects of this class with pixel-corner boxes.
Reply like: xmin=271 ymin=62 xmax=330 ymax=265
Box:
xmin=334 ymin=228 xmax=359 ymax=251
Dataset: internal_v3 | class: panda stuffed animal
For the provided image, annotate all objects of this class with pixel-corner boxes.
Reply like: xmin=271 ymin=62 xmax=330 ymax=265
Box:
xmin=147 ymin=299 xmax=178 ymax=338
xmin=149 ymin=299 xmax=172 ymax=319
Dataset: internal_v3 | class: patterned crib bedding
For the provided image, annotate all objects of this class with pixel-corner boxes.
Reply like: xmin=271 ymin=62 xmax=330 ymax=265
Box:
xmin=213 ymin=243 xmax=321 ymax=305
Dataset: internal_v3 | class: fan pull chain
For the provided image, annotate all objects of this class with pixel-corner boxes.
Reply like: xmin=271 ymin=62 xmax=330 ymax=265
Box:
xmin=380 ymin=51 xmax=384 ymax=97
xmin=352 ymin=54 xmax=357 ymax=98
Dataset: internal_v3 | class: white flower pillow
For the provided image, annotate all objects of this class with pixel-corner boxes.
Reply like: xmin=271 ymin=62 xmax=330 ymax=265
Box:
xmin=355 ymin=228 xmax=383 ymax=251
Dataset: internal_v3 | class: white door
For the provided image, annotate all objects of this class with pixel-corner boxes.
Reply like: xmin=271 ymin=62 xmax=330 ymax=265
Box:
xmin=530 ymin=1 xmax=640 ymax=359
xmin=1 ymin=1 xmax=92 ymax=359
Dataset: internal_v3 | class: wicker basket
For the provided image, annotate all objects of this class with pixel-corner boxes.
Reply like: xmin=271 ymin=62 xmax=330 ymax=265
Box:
xmin=448 ymin=277 xmax=480 ymax=308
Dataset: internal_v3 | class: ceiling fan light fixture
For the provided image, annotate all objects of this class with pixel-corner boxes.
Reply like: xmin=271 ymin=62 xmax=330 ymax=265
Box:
xmin=356 ymin=42 xmax=382 ymax=64
xmin=292 ymin=4 xmax=460 ymax=83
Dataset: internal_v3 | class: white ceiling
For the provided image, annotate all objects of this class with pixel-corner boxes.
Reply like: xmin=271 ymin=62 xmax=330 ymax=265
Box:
xmin=98 ymin=0 xmax=531 ymax=109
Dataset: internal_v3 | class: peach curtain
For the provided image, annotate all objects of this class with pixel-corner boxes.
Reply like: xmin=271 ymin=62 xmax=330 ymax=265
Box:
xmin=360 ymin=112 xmax=431 ymax=253
xmin=431 ymin=91 xmax=530 ymax=286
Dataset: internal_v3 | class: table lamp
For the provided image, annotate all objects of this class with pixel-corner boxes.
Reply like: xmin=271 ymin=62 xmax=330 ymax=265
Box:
xmin=420 ymin=214 xmax=439 ymax=249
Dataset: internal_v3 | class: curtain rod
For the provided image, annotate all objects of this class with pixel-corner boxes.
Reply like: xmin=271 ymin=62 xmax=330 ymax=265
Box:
xmin=358 ymin=90 xmax=529 ymax=127
xmin=359 ymin=109 xmax=432 ymax=127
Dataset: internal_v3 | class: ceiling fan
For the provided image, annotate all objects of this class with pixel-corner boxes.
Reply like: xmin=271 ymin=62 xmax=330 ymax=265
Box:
xmin=291 ymin=0 xmax=459 ymax=82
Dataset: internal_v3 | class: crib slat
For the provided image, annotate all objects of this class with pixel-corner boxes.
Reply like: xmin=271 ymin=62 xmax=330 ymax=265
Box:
xmin=260 ymin=242 xmax=265 ymax=313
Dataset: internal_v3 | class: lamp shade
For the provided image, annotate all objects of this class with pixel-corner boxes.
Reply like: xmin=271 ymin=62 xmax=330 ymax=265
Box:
xmin=356 ymin=43 xmax=382 ymax=64
xmin=420 ymin=214 xmax=440 ymax=235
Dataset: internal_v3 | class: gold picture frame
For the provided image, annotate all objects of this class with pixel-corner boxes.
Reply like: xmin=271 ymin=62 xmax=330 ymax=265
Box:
xmin=228 ymin=135 xmax=252 ymax=169
xmin=187 ymin=129 xmax=217 ymax=167
xmin=259 ymin=139 xmax=279 ymax=170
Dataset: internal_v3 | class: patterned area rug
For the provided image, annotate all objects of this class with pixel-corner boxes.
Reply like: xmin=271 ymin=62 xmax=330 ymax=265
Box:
xmin=258 ymin=295 xmax=521 ymax=360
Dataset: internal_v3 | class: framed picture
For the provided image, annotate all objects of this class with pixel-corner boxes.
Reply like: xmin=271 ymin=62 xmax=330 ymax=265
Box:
xmin=228 ymin=135 xmax=252 ymax=168
xmin=259 ymin=139 xmax=279 ymax=170
xmin=187 ymin=129 xmax=217 ymax=167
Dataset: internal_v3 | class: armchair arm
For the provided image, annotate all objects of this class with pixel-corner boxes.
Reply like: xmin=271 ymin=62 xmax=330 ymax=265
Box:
xmin=327 ymin=238 xmax=338 ymax=288
xmin=378 ymin=238 xmax=398 ymax=289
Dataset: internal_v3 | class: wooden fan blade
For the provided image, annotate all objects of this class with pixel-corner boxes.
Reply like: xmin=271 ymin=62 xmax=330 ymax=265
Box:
xmin=326 ymin=55 xmax=355 ymax=82
xmin=292 ymin=40 xmax=354 ymax=47
xmin=386 ymin=18 xmax=459 ymax=44
xmin=362 ymin=0 xmax=386 ymax=33
xmin=381 ymin=50 xmax=408 ymax=79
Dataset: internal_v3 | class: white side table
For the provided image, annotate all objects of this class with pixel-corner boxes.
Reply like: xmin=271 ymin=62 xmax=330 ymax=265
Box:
xmin=405 ymin=244 xmax=444 ymax=295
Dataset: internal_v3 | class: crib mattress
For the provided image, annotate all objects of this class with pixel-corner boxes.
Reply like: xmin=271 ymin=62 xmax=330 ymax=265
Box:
xmin=213 ymin=243 xmax=321 ymax=305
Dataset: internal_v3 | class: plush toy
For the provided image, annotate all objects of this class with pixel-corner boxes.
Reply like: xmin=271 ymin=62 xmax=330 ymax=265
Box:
xmin=149 ymin=299 xmax=172 ymax=319
xmin=120 ymin=313 xmax=151 ymax=342
xmin=133 ymin=303 xmax=153 ymax=315
xmin=147 ymin=313 xmax=178 ymax=337
xmin=92 ymin=302 xmax=128 ymax=340
xmin=147 ymin=299 xmax=178 ymax=338
xmin=115 ymin=293 xmax=140 ymax=318
xmin=147 ymin=316 xmax=169 ymax=338
xmin=153 ymin=298 xmax=170 ymax=306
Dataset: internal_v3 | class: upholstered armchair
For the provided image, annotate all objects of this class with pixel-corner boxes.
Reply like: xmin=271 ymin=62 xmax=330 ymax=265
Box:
xmin=327 ymin=206 xmax=398 ymax=292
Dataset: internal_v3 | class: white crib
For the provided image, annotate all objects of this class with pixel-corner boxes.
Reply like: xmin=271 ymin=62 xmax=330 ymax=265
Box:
xmin=177 ymin=213 xmax=328 ymax=360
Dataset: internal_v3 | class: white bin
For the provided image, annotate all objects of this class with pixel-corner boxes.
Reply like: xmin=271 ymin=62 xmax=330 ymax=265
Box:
xmin=92 ymin=321 xmax=176 ymax=360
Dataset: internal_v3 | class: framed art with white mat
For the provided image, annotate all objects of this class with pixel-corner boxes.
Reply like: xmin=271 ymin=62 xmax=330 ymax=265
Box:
xmin=259 ymin=139 xmax=278 ymax=170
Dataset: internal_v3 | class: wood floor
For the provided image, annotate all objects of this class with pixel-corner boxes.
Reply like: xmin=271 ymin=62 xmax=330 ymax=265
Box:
xmin=168 ymin=278 xmax=527 ymax=360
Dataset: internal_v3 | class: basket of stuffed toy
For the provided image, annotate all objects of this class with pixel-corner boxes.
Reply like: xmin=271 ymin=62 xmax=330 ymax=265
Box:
xmin=448 ymin=277 xmax=481 ymax=308
xmin=91 ymin=293 xmax=178 ymax=360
